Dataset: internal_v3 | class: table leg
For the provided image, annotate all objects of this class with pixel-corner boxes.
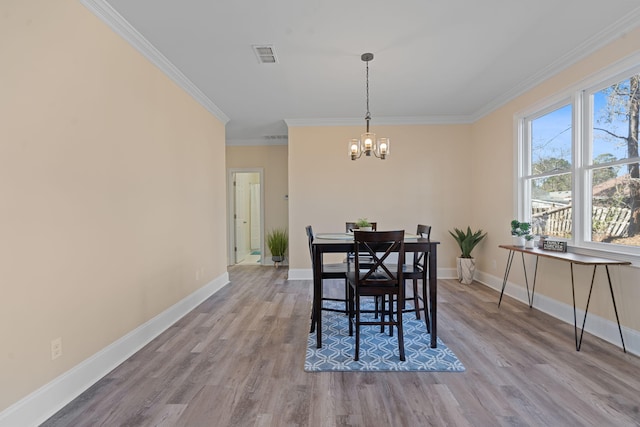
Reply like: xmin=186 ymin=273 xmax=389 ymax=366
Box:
xmin=312 ymin=245 xmax=323 ymax=348
xmin=574 ymin=264 xmax=626 ymax=352
xmin=498 ymin=250 xmax=515 ymax=307
xmin=575 ymin=265 xmax=598 ymax=351
xmin=429 ymin=245 xmax=437 ymax=348
xmin=531 ymin=256 xmax=539 ymax=308
xmin=520 ymin=252 xmax=532 ymax=307
xmin=605 ymin=266 xmax=626 ymax=353
xmin=571 ymin=263 xmax=578 ymax=350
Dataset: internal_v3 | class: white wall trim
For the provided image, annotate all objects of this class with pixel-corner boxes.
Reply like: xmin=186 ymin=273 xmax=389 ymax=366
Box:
xmin=475 ymin=270 xmax=640 ymax=357
xmin=284 ymin=115 xmax=473 ymax=128
xmin=79 ymin=0 xmax=229 ymax=124
xmin=0 ymin=273 xmax=230 ymax=427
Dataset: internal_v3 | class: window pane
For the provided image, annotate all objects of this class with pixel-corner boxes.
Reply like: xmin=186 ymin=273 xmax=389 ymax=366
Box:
xmin=531 ymin=104 xmax=573 ymax=174
xmin=529 ymin=174 xmax=572 ymax=238
xmin=591 ymin=163 xmax=640 ymax=246
xmin=592 ymin=74 xmax=640 ymax=163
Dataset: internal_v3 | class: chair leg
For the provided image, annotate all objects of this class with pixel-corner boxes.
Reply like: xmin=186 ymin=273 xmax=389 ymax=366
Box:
xmin=348 ymin=284 xmax=354 ymax=336
xmin=344 ymin=278 xmax=349 ymax=315
xmin=310 ymin=304 xmax=316 ymax=333
xmin=423 ymin=279 xmax=430 ymax=333
xmin=389 ymin=295 xmax=395 ymax=337
xmin=413 ymin=279 xmax=420 ymax=320
xmin=397 ymin=301 xmax=405 ymax=361
xmin=354 ymin=293 xmax=360 ymax=361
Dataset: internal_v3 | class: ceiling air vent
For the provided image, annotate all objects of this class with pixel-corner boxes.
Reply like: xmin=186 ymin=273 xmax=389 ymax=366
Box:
xmin=252 ymin=45 xmax=278 ymax=64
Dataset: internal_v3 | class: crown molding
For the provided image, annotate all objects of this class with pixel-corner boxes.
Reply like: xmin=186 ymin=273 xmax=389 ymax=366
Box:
xmin=79 ymin=0 xmax=230 ymax=124
xmin=284 ymin=115 xmax=474 ymax=128
xmin=470 ymin=7 xmax=640 ymax=121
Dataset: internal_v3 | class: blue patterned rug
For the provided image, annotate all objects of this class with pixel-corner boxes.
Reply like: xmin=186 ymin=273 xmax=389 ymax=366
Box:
xmin=305 ymin=301 xmax=465 ymax=372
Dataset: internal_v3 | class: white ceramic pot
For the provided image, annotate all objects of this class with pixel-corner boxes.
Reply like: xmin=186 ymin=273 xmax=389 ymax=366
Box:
xmin=456 ymin=257 xmax=476 ymax=285
xmin=525 ymin=239 xmax=535 ymax=249
xmin=512 ymin=235 xmax=526 ymax=247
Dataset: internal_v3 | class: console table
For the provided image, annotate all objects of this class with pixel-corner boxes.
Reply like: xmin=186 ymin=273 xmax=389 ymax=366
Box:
xmin=498 ymin=245 xmax=630 ymax=352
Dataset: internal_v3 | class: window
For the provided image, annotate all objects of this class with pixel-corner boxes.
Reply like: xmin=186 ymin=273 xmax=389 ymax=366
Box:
xmin=517 ymin=59 xmax=640 ymax=259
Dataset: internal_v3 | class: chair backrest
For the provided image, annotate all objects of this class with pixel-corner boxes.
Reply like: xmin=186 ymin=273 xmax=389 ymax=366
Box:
xmin=353 ymin=230 xmax=405 ymax=289
xmin=305 ymin=225 xmax=314 ymax=260
xmin=416 ymin=224 xmax=431 ymax=238
xmin=413 ymin=224 xmax=432 ymax=268
xmin=346 ymin=221 xmax=378 ymax=232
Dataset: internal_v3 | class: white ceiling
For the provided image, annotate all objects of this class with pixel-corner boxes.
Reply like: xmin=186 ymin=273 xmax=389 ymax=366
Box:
xmin=87 ymin=0 xmax=640 ymax=145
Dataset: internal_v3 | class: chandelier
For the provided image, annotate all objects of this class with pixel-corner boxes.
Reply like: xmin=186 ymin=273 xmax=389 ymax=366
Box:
xmin=349 ymin=53 xmax=389 ymax=160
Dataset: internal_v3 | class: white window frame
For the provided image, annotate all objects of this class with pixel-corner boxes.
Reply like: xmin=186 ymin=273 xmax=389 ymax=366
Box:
xmin=515 ymin=51 xmax=640 ymax=265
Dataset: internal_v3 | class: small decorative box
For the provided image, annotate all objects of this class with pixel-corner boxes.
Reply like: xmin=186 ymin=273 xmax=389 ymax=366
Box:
xmin=543 ymin=239 xmax=567 ymax=252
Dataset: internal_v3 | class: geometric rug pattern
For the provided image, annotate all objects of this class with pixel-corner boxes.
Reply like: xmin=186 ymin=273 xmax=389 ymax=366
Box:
xmin=305 ymin=301 xmax=465 ymax=372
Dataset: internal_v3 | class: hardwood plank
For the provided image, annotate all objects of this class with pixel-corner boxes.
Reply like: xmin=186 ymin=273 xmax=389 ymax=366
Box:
xmin=41 ymin=265 xmax=640 ymax=427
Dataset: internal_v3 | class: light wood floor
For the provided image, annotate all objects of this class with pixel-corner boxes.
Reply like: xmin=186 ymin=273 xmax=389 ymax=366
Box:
xmin=42 ymin=265 xmax=640 ymax=426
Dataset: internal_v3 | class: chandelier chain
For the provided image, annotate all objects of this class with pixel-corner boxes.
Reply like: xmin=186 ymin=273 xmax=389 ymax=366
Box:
xmin=365 ymin=60 xmax=371 ymax=121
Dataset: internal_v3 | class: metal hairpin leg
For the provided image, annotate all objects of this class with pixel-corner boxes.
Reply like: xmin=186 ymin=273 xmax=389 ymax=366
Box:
xmin=573 ymin=264 xmax=626 ymax=352
xmin=498 ymin=250 xmax=515 ymax=307
xmin=499 ymin=250 xmax=535 ymax=307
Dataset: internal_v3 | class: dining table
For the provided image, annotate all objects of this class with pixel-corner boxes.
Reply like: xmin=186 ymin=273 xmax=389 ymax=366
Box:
xmin=311 ymin=232 xmax=440 ymax=349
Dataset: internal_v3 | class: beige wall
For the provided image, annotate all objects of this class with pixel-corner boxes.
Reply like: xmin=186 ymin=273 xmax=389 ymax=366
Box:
xmin=0 ymin=0 xmax=227 ymax=411
xmin=471 ymin=28 xmax=640 ymax=331
xmin=288 ymin=124 xmax=474 ymax=269
xmin=226 ymin=145 xmax=289 ymax=260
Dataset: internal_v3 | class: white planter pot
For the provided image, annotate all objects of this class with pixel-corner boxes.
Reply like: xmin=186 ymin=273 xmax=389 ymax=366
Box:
xmin=456 ymin=257 xmax=476 ymax=285
xmin=512 ymin=236 xmax=526 ymax=247
xmin=358 ymin=226 xmax=372 ymax=231
xmin=525 ymin=239 xmax=535 ymax=249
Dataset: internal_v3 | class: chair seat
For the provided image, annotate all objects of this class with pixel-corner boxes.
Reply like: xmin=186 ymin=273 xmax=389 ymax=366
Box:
xmin=346 ymin=271 xmax=398 ymax=286
xmin=322 ymin=263 xmax=350 ymax=277
xmin=402 ymin=264 xmax=424 ymax=275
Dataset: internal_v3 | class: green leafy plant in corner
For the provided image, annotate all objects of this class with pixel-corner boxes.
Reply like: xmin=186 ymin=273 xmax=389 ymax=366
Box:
xmin=449 ymin=227 xmax=487 ymax=258
xmin=266 ymin=228 xmax=288 ymax=258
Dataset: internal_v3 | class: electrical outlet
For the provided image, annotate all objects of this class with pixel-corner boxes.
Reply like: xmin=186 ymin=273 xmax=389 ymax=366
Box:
xmin=51 ymin=337 xmax=62 ymax=360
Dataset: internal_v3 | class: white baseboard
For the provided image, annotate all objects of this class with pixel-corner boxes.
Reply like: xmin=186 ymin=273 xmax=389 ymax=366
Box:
xmin=475 ymin=270 xmax=640 ymax=356
xmin=0 ymin=272 xmax=230 ymax=427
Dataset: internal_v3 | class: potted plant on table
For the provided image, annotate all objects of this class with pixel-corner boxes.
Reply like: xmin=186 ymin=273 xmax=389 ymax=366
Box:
xmin=266 ymin=228 xmax=288 ymax=267
xmin=449 ymin=226 xmax=487 ymax=285
xmin=355 ymin=218 xmax=373 ymax=231
xmin=510 ymin=219 xmax=531 ymax=247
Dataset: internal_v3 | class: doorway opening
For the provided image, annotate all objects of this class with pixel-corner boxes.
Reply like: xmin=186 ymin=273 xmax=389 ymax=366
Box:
xmin=228 ymin=169 xmax=264 ymax=265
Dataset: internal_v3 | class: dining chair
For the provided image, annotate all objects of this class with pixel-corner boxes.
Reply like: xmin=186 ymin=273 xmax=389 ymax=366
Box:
xmin=401 ymin=224 xmax=432 ymax=332
xmin=347 ymin=230 xmax=405 ymax=361
xmin=306 ymin=225 xmax=350 ymax=333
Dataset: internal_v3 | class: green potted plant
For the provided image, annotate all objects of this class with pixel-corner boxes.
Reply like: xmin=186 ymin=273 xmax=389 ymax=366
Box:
xmin=266 ymin=228 xmax=288 ymax=267
xmin=448 ymin=226 xmax=487 ymax=284
xmin=355 ymin=218 xmax=372 ymax=231
xmin=510 ymin=219 xmax=531 ymax=247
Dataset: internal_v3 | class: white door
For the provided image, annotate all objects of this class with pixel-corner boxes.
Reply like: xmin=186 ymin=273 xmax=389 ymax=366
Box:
xmin=228 ymin=169 xmax=264 ymax=266
xmin=250 ymin=183 xmax=261 ymax=250
xmin=234 ymin=174 xmax=250 ymax=263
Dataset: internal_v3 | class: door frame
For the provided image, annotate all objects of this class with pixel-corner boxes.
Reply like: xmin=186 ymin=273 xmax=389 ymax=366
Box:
xmin=227 ymin=168 xmax=265 ymax=265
